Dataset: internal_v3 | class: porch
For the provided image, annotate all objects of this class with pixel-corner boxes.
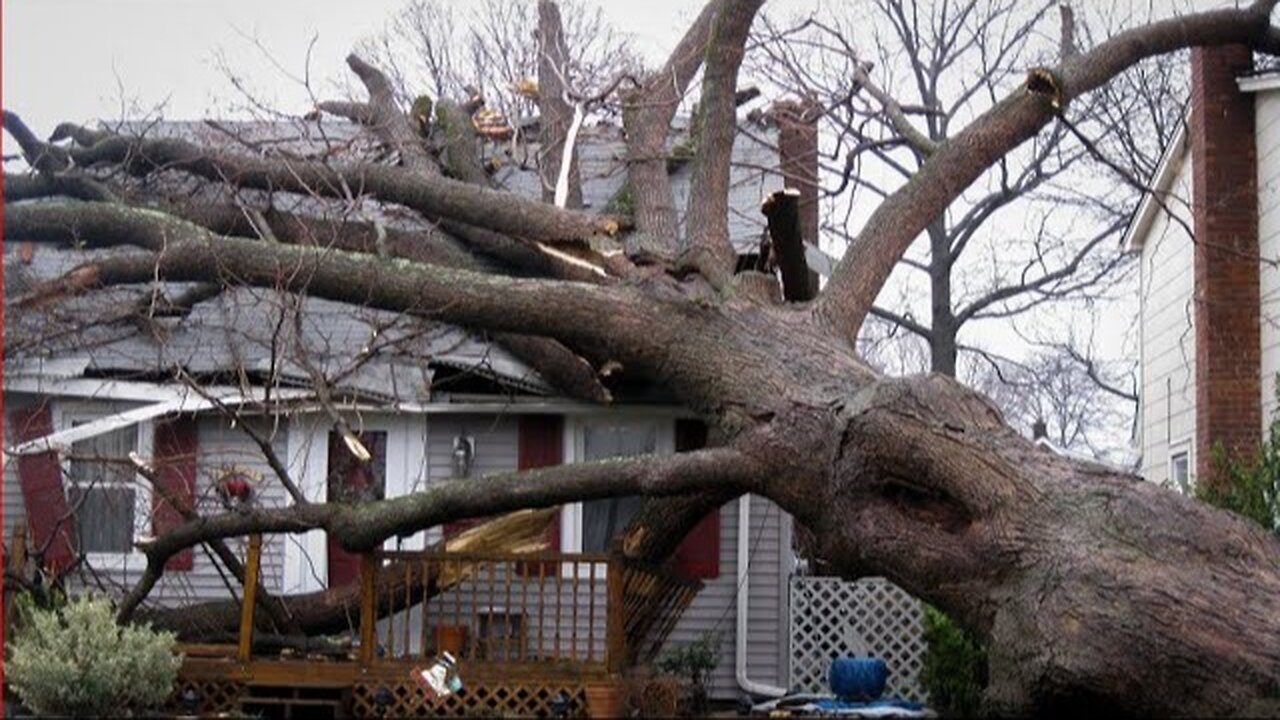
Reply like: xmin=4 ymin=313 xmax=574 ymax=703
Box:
xmin=168 ymin=540 xmax=701 ymax=718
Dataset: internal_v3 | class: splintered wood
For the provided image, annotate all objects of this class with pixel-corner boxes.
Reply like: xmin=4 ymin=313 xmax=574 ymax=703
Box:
xmin=433 ymin=508 xmax=556 ymax=585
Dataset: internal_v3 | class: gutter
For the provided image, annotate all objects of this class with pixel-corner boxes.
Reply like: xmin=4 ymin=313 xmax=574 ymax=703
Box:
xmin=5 ymin=388 xmax=313 ymax=456
xmin=736 ymin=494 xmax=788 ymax=699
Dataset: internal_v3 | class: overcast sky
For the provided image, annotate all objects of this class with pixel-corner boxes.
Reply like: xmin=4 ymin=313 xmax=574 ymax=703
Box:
xmin=3 ymin=0 xmax=725 ymax=135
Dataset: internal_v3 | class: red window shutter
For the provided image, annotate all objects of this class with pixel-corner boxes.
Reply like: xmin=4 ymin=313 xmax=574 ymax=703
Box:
xmin=153 ymin=417 xmax=198 ymax=571
xmin=672 ymin=419 xmax=720 ymax=580
xmin=10 ymin=405 xmax=77 ymax=572
xmin=518 ymin=415 xmax=563 ymax=575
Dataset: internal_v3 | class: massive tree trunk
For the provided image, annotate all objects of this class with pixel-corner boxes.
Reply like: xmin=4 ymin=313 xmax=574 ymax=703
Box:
xmin=6 ymin=1 xmax=1280 ymax=716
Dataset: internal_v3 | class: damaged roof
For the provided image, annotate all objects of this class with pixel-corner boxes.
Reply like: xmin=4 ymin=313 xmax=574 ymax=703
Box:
xmin=5 ymin=115 xmax=786 ymax=404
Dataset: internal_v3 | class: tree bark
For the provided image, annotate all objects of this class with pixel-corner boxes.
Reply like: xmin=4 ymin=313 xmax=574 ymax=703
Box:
xmin=928 ymin=218 xmax=958 ymax=377
xmin=536 ymin=0 xmax=584 ymax=209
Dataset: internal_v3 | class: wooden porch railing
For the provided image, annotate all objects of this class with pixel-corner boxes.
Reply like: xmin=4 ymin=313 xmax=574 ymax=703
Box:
xmin=359 ymin=550 xmax=622 ymax=673
xmin=231 ymin=543 xmax=702 ymax=676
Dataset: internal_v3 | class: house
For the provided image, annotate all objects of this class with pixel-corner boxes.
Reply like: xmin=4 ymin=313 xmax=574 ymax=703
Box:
xmin=1124 ymin=45 xmax=1280 ymax=491
xmin=3 ymin=105 xmax=822 ymax=713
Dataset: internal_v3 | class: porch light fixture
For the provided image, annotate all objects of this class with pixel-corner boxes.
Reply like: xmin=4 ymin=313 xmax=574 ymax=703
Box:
xmin=452 ymin=435 xmax=475 ymax=478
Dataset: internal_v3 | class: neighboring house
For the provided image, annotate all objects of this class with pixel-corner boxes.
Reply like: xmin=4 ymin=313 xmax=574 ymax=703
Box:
xmin=3 ymin=107 xmax=821 ymax=702
xmin=1124 ymin=45 xmax=1280 ymax=491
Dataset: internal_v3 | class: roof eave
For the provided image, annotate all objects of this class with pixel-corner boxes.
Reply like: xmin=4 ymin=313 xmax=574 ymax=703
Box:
xmin=1121 ymin=121 xmax=1188 ymax=254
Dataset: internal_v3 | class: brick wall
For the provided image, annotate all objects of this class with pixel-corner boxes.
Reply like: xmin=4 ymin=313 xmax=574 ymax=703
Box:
xmin=1190 ymin=45 xmax=1260 ymax=487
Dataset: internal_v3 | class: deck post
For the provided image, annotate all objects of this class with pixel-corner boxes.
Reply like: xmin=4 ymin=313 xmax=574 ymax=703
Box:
xmin=5 ymin=523 xmax=29 ymax=643
xmin=606 ymin=552 xmax=626 ymax=673
xmin=237 ymin=533 xmax=262 ymax=664
xmin=359 ymin=553 xmax=378 ymax=667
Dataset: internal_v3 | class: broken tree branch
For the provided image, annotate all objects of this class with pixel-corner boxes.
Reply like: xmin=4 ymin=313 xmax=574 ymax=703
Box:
xmin=124 ymin=453 xmax=301 ymax=633
xmin=761 ymin=188 xmax=817 ymax=302
xmin=136 ymin=446 xmax=760 ymax=575
xmin=340 ymin=54 xmax=440 ymax=176
xmin=54 ymin=122 xmax=621 ymax=244
xmin=537 ymin=0 xmax=584 ymax=210
xmin=6 ymin=201 xmax=645 ymax=351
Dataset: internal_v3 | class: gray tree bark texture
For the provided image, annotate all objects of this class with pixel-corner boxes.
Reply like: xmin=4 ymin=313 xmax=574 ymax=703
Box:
xmin=6 ymin=1 xmax=1280 ymax=716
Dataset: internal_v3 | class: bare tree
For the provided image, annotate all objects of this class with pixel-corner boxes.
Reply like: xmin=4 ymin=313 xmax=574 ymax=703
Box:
xmin=969 ymin=344 xmax=1139 ymax=463
xmin=7 ymin=1 xmax=1280 ymax=714
xmin=358 ymin=0 xmax=640 ymax=133
xmin=749 ymin=0 xmax=1185 ymax=380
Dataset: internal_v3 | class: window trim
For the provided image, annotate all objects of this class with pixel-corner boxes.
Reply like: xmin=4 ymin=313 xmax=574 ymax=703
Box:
xmin=56 ymin=401 xmax=153 ymax=571
xmin=1168 ymin=438 xmax=1194 ymax=495
xmin=560 ymin=415 xmax=675 ymax=558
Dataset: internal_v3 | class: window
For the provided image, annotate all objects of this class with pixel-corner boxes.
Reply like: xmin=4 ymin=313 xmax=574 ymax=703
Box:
xmin=579 ymin=421 xmax=656 ymax=552
xmin=57 ymin=405 xmax=153 ymax=567
xmin=476 ymin=612 xmax=525 ymax=661
xmin=1170 ymin=447 xmax=1192 ymax=495
xmin=561 ymin=418 xmax=673 ymax=556
xmin=68 ymin=424 xmax=139 ymax=554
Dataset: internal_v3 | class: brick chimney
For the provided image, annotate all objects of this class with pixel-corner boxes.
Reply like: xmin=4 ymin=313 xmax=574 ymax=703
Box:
xmin=771 ymin=99 xmax=821 ymax=297
xmin=1190 ymin=45 xmax=1260 ymax=487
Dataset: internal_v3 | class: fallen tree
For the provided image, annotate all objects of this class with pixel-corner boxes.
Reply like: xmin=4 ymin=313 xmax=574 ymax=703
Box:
xmin=142 ymin=509 xmax=561 ymax=641
xmin=6 ymin=0 xmax=1280 ymax=715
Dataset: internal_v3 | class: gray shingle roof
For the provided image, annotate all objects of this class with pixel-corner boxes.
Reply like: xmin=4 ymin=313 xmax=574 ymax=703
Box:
xmin=6 ymin=117 xmax=783 ymax=403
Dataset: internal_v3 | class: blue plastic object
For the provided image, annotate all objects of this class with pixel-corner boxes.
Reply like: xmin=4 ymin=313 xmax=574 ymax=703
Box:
xmin=813 ymin=697 xmax=926 ymax=712
xmin=829 ymin=656 xmax=890 ymax=700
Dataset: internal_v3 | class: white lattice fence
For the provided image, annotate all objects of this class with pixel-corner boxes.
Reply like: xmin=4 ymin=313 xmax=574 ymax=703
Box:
xmin=789 ymin=577 xmax=927 ymax=702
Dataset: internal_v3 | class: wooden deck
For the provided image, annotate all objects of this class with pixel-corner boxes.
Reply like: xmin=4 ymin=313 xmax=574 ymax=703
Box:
xmin=167 ymin=538 xmax=700 ymax=718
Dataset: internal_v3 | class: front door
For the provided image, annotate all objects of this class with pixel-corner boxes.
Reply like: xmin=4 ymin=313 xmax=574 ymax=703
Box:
xmin=326 ymin=430 xmax=387 ymax=586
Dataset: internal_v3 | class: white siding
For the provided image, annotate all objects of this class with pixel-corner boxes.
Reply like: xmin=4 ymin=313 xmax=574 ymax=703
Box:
xmin=1137 ymin=151 xmax=1197 ymax=488
xmin=2 ymin=395 xmax=39 ymax=535
xmin=665 ymin=495 xmax=792 ymax=699
xmin=1257 ymin=88 xmax=1280 ymax=426
xmin=147 ymin=414 xmax=291 ymax=604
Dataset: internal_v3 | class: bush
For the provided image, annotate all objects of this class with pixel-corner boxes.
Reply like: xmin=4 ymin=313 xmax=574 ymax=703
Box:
xmin=654 ymin=632 xmax=721 ymax=715
xmin=7 ymin=594 xmax=182 ymax=717
xmin=1205 ymin=437 xmax=1280 ymax=536
xmin=921 ymin=606 xmax=988 ymax=717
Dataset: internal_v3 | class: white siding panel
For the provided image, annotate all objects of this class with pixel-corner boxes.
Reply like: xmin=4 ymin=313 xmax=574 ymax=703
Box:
xmin=1138 ymin=151 xmax=1196 ymax=489
xmin=2 ymin=395 xmax=39 ymax=535
xmin=664 ymin=495 xmax=791 ymax=700
xmin=1257 ymin=90 xmax=1280 ymax=426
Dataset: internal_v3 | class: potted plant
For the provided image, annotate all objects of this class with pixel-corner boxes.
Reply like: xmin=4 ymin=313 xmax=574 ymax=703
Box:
xmin=655 ymin=632 xmax=721 ymax=716
xmin=584 ymin=681 xmax=626 ymax=718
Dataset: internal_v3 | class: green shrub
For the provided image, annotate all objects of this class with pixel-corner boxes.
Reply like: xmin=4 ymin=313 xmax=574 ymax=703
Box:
xmin=655 ymin=632 xmax=720 ymax=686
xmin=655 ymin=632 xmax=721 ymax=715
xmin=921 ymin=606 xmax=988 ymax=717
xmin=7 ymin=594 xmax=182 ymax=717
xmin=1204 ymin=436 xmax=1280 ymax=536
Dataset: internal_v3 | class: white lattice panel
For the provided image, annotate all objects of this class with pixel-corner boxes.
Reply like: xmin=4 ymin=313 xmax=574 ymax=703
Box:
xmin=789 ymin=577 xmax=927 ymax=702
